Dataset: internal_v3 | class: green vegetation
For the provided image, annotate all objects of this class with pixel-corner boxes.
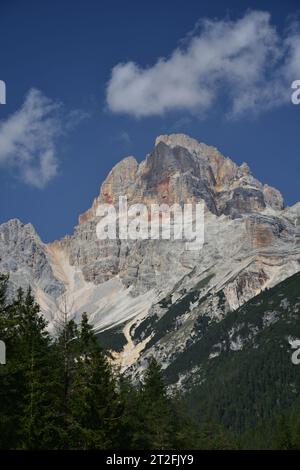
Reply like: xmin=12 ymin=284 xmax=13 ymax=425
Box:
xmin=0 ymin=274 xmax=234 ymax=450
xmin=164 ymin=271 xmax=300 ymax=442
xmin=96 ymin=322 xmax=127 ymax=352
xmin=1 ymin=270 xmax=300 ymax=450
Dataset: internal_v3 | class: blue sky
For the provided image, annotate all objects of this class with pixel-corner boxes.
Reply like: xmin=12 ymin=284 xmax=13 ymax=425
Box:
xmin=0 ymin=0 xmax=300 ymax=242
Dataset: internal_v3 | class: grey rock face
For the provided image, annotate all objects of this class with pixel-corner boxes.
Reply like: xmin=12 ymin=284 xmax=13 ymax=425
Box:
xmin=0 ymin=219 xmax=65 ymax=299
xmin=0 ymin=134 xmax=299 ymax=377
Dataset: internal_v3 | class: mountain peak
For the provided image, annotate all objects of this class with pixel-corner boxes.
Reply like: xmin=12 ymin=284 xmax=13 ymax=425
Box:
xmin=155 ymin=133 xmax=204 ymax=150
xmin=77 ymin=133 xmax=285 ymax=226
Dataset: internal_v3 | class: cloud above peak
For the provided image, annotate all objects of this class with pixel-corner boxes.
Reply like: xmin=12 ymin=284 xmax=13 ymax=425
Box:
xmin=106 ymin=10 xmax=300 ymax=118
xmin=0 ymin=89 xmax=85 ymax=188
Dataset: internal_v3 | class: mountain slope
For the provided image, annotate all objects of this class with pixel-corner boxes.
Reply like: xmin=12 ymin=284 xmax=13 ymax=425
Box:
xmin=175 ymin=271 xmax=300 ymax=432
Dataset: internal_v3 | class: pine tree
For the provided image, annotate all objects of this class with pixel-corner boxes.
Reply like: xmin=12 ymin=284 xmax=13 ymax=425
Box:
xmin=117 ymin=375 xmax=144 ymax=449
xmin=0 ymin=274 xmax=20 ymax=448
xmin=68 ymin=313 xmax=121 ymax=449
xmin=136 ymin=358 xmax=174 ymax=449
xmin=13 ymin=288 xmax=55 ymax=448
xmin=0 ymin=285 xmax=58 ymax=449
xmin=51 ymin=317 xmax=78 ymax=448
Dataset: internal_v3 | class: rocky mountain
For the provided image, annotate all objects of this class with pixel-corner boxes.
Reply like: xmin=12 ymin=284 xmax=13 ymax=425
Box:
xmin=1 ymin=133 xmax=300 ymax=381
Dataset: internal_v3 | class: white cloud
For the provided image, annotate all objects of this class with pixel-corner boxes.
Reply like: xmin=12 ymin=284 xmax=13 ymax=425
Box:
xmin=106 ymin=10 xmax=300 ymax=118
xmin=0 ymin=89 xmax=85 ymax=188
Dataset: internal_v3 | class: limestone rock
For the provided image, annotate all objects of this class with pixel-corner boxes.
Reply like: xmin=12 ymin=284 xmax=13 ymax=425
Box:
xmin=0 ymin=134 xmax=299 ymax=377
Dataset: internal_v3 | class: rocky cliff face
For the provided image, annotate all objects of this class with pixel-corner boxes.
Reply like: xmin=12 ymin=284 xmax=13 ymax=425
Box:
xmin=1 ymin=134 xmax=299 ymax=374
xmin=0 ymin=219 xmax=65 ymax=304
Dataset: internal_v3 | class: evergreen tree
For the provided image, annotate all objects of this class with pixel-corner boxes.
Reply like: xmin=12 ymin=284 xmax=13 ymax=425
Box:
xmin=136 ymin=358 xmax=174 ymax=449
xmin=52 ymin=317 xmax=79 ymax=448
xmin=116 ymin=376 xmax=139 ymax=448
xmin=0 ymin=274 xmax=20 ymax=448
xmin=0 ymin=285 xmax=57 ymax=449
xmin=16 ymin=289 xmax=54 ymax=448
xmin=68 ymin=313 xmax=121 ymax=449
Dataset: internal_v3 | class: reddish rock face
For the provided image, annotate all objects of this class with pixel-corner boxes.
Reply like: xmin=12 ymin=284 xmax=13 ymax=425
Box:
xmin=248 ymin=220 xmax=277 ymax=248
xmin=78 ymin=133 xmax=284 ymax=227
